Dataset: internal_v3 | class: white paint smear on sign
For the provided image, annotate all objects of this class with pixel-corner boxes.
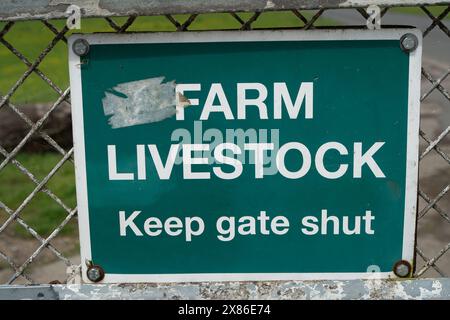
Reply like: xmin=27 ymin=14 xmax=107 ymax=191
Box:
xmin=102 ymin=77 xmax=179 ymax=128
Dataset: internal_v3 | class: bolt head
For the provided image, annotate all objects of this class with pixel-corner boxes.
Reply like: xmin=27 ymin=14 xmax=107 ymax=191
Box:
xmin=72 ymin=38 xmax=90 ymax=56
xmin=400 ymin=33 xmax=418 ymax=53
xmin=86 ymin=265 xmax=104 ymax=282
xmin=393 ymin=260 xmax=412 ymax=278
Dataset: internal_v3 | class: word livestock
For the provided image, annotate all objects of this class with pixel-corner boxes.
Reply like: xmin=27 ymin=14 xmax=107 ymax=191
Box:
xmin=107 ymin=142 xmax=386 ymax=180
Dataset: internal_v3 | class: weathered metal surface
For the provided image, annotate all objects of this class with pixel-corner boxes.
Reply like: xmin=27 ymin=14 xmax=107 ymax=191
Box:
xmin=0 ymin=285 xmax=58 ymax=300
xmin=1 ymin=279 xmax=450 ymax=299
xmin=0 ymin=0 xmax=449 ymax=21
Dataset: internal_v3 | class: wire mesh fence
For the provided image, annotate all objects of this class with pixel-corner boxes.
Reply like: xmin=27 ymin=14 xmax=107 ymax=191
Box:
xmin=0 ymin=1 xmax=449 ymax=286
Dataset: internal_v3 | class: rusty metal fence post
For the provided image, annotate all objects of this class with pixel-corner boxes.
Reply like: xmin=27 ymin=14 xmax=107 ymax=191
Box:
xmin=0 ymin=0 xmax=449 ymax=299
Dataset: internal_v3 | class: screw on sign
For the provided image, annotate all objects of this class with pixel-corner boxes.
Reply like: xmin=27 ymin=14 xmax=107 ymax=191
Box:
xmin=72 ymin=38 xmax=90 ymax=56
xmin=86 ymin=263 xmax=105 ymax=283
xmin=400 ymin=33 xmax=419 ymax=53
xmin=393 ymin=260 xmax=412 ymax=278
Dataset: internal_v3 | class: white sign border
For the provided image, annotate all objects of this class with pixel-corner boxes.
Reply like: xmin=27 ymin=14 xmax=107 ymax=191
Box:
xmin=68 ymin=29 xmax=422 ymax=283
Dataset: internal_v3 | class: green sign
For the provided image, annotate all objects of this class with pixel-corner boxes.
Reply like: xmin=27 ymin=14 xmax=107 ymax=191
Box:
xmin=69 ymin=30 xmax=422 ymax=283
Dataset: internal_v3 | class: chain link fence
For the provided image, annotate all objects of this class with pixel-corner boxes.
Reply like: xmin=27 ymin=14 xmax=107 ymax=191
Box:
xmin=0 ymin=1 xmax=449 ymax=293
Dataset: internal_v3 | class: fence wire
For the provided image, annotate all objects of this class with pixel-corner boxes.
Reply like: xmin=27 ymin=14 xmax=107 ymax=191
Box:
xmin=0 ymin=4 xmax=449 ymax=285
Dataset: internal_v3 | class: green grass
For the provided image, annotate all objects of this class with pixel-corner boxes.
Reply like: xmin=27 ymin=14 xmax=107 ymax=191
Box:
xmin=390 ymin=5 xmax=449 ymax=18
xmin=0 ymin=153 xmax=77 ymax=238
xmin=0 ymin=11 xmax=335 ymax=105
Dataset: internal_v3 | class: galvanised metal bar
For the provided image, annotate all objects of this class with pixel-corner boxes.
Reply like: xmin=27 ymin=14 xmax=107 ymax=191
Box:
xmin=1 ymin=278 xmax=450 ymax=300
xmin=0 ymin=0 xmax=449 ymax=22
